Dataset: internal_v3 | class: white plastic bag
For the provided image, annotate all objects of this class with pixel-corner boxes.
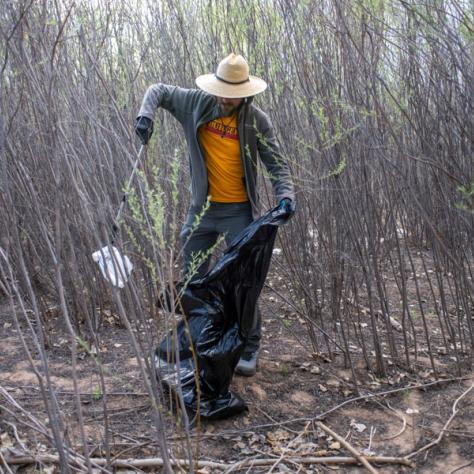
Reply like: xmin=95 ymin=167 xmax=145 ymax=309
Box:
xmin=92 ymin=245 xmax=133 ymax=288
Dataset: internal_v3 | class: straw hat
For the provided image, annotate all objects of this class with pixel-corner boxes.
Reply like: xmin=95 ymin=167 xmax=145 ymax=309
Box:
xmin=195 ymin=53 xmax=267 ymax=98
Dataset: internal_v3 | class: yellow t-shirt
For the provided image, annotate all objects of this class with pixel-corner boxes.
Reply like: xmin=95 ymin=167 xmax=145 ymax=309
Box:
xmin=198 ymin=114 xmax=248 ymax=202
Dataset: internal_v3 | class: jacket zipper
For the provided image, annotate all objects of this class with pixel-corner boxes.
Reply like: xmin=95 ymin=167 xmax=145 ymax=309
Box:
xmin=238 ymin=102 xmax=258 ymax=217
xmin=194 ymin=105 xmax=221 ymax=202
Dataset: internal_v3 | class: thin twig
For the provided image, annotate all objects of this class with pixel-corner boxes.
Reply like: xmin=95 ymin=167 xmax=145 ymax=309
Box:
xmin=5 ymin=421 xmax=28 ymax=451
xmin=442 ymin=430 xmax=474 ymax=438
xmin=0 ymin=451 xmax=16 ymax=474
xmin=84 ymin=404 xmax=149 ymax=422
xmin=379 ymin=402 xmax=407 ymax=441
xmin=109 ymin=441 xmax=153 ymax=464
xmin=407 ymin=382 xmax=474 ymax=459
xmin=448 ymin=461 xmax=473 ymax=474
xmin=316 ymin=421 xmax=379 ymax=474
xmin=266 ymin=422 xmax=311 ymax=474
xmin=367 ymin=425 xmax=375 ymax=453
xmin=251 ymin=404 xmax=300 ymax=435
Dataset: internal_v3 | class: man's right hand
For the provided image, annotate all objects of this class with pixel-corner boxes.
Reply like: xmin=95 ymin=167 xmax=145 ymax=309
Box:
xmin=135 ymin=116 xmax=154 ymax=145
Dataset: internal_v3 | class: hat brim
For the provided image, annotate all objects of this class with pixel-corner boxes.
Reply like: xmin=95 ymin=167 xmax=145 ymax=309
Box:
xmin=195 ymin=74 xmax=267 ymax=98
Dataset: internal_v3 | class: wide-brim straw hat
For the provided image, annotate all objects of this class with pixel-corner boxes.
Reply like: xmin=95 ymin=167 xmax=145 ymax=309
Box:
xmin=195 ymin=53 xmax=267 ymax=98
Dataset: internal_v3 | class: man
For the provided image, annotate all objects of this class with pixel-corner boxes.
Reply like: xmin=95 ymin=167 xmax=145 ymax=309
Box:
xmin=135 ymin=53 xmax=295 ymax=376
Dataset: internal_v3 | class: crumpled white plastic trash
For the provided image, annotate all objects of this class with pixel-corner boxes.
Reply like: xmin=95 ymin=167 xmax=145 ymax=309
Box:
xmin=92 ymin=245 xmax=133 ymax=288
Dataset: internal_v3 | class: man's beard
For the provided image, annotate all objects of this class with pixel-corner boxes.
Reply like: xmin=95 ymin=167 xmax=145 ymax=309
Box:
xmin=219 ymin=104 xmax=238 ymax=117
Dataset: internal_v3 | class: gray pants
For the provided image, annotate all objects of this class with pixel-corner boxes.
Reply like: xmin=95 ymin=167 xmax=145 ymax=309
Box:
xmin=180 ymin=201 xmax=261 ymax=353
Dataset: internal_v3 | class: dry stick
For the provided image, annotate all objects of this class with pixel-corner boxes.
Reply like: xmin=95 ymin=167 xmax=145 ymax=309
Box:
xmin=379 ymin=402 xmax=407 ymax=441
xmin=265 ymin=422 xmax=311 ymax=474
xmin=407 ymin=382 xmax=474 ymax=459
xmin=2 ymin=455 xmax=223 ymax=470
xmin=252 ymin=405 xmax=300 ymax=435
xmin=316 ymin=422 xmax=379 ymax=474
xmin=0 ymin=386 xmax=148 ymax=397
xmin=448 ymin=461 xmax=473 ymax=474
xmin=108 ymin=441 xmax=153 ymax=465
xmin=3 ymin=454 xmax=414 ymax=469
xmin=5 ymin=422 xmax=28 ymax=451
xmin=0 ymin=451 xmax=16 ymax=474
xmin=442 ymin=429 xmax=474 ymax=438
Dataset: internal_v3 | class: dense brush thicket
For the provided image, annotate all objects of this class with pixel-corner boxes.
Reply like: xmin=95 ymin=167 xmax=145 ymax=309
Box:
xmin=0 ymin=0 xmax=473 ymax=467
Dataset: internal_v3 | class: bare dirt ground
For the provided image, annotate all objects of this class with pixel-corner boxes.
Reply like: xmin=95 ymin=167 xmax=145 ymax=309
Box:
xmin=1 ymin=266 xmax=473 ymax=473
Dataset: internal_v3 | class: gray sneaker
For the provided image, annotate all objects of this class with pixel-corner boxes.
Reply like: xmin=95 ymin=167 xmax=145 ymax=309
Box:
xmin=235 ymin=351 xmax=258 ymax=376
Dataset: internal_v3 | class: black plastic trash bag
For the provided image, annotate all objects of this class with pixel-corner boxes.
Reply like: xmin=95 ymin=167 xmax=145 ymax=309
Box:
xmin=156 ymin=205 xmax=290 ymax=420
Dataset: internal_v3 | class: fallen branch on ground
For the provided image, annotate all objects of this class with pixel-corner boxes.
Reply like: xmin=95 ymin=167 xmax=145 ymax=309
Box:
xmin=0 ymin=385 xmax=148 ymax=397
xmin=2 ymin=453 xmax=414 ymax=469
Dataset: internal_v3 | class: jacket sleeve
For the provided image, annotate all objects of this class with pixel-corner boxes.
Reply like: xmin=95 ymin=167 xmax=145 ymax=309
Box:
xmin=137 ymin=83 xmax=205 ymax=124
xmin=256 ymin=112 xmax=295 ymax=203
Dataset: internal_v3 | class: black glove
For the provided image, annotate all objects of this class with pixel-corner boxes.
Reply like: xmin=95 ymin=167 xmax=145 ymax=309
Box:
xmin=135 ymin=116 xmax=154 ymax=145
xmin=278 ymin=198 xmax=296 ymax=218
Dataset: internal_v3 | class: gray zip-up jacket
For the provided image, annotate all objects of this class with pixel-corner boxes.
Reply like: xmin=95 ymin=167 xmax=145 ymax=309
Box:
xmin=138 ymin=84 xmax=295 ymax=218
